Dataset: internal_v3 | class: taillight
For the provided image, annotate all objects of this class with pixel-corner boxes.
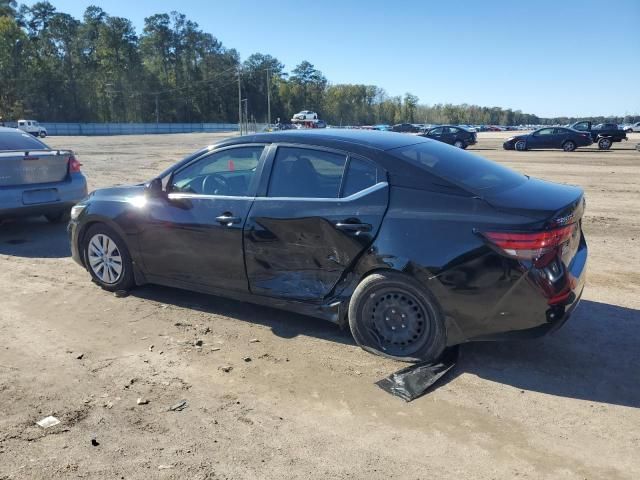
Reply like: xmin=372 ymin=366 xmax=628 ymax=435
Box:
xmin=69 ymin=154 xmax=82 ymax=173
xmin=481 ymin=224 xmax=576 ymax=260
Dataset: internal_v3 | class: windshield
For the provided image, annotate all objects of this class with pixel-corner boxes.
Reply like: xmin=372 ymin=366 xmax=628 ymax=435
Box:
xmin=0 ymin=131 xmax=49 ymax=151
xmin=388 ymin=140 xmax=527 ymax=194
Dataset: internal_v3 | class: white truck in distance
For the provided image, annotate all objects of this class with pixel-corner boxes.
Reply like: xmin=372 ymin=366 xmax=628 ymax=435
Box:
xmin=17 ymin=120 xmax=47 ymax=138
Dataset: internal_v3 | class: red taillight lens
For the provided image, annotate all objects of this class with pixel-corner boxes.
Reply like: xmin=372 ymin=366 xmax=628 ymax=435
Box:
xmin=482 ymin=224 xmax=576 ymax=260
xmin=69 ymin=154 xmax=82 ymax=173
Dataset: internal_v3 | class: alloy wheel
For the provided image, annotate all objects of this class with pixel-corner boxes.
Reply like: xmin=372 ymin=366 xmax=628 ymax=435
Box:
xmin=87 ymin=233 xmax=123 ymax=284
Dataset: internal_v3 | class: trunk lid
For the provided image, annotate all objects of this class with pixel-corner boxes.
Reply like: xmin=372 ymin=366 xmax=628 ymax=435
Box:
xmin=482 ymin=177 xmax=585 ymax=265
xmin=483 ymin=177 xmax=583 ymax=223
xmin=0 ymin=150 xmax=70 ymax=187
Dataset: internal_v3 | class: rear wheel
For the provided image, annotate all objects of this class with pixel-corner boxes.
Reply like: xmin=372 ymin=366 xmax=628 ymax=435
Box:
xmin=83 ymin=224 xmax=134 ymax=292
xmin=598 ymin=137 xmax=612 ymax=150
xmin=348 ymin=271 xmax=446 ymax=362
xmin=563 ymin=140 xmax=576 ymax=152
xmin=515 ymin=140 xmax=527 ymax=151
xmin=453 ymin=140 xmax=464 ymax=149
xmin=39 ymin=131 xmax=46 ymax=138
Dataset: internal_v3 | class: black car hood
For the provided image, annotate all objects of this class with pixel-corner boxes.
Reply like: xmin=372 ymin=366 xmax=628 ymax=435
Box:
xmin=90 ymin=184 xmax=146 ymax=201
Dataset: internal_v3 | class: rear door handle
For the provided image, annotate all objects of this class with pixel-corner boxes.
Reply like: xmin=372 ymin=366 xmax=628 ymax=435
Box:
xmin=216 ymin=214 xmax=241 ymax=226
xmin=335 ymin=222 xmax=372 ymax=232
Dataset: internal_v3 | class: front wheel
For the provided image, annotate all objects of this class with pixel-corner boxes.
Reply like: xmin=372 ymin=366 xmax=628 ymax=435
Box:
xmin=453 ymin=140 xmax=464 ymax=149
xmin=598 ymin=137 xmax=612 ymax=150
xmin=515 ymin=140 xmax=527 ymax=151
xmin=348 ymin=271 xmax=446 ymax=362
xmin=83 ymin=224 xmax=135 ymax=292
xmin=39 ymin=131 xmax=46 ymax=138
xmin=563 ymin=140 xmax=576 ymax=152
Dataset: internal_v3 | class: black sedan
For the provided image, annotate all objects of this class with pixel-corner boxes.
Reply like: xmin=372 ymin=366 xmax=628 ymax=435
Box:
xmin=69 ymin=131 xmax=587 ymax=362
xmin=503 ymin=127 xmax=592 ymax=152
xmin=420 ymin=125 xmax=477 ymax=149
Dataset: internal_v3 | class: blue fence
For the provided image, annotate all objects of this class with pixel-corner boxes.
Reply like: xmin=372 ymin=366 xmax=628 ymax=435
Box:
xmin=40 ymin=122 xmax=240 ymax=136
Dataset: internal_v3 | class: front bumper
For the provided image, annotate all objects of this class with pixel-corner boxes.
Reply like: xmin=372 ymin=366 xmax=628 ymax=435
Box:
xmin=68 ymin=219 xmax=84 ymax=267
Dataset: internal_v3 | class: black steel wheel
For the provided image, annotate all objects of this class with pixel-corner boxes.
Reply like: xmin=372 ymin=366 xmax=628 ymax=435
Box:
xmin=348 ymin=271 xmax=446 ymax=362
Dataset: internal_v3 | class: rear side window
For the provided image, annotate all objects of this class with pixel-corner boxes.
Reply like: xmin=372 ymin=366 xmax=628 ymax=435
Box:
xmin=342 ymin=157 xmax=378 ymax=197
xmin=0 ymin=131 xmax=48 ymax=151
xmin=389 ymin=141 xmax=526 ymax=193
xmin=268 ymin=147 xmax=347 ymax=198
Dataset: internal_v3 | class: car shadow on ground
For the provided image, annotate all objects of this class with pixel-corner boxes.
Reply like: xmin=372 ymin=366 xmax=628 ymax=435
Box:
xmin=132 ymin=284 xmax=355 ymax=346
xmin=134 ymin=285 xmax=640 ymax=407
xmin=0 ymin=217 xmax=70 ymax=258
xmin=451 ymin=300 xmax=640 ymax=408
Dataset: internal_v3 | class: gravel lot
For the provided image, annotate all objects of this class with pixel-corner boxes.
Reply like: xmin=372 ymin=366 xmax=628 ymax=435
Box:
xmin=1 ymin=131 xmax=639 ymax=479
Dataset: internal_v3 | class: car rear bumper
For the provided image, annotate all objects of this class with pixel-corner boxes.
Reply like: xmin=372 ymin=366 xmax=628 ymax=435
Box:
xmin=0 ymin=173 xmax=87 ymax=218
xmin=464 ymin=236 xmax=588 ymax=342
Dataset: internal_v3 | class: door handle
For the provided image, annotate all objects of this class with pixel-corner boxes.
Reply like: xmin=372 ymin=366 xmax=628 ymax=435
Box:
xmin=335 ymin=222 xmax=372 ymax=232
xmin=216 ymin=214 xmax=241 ymax=226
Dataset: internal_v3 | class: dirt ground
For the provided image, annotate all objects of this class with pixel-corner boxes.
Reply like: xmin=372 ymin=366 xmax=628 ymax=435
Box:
xmin=1 ymin=131 xmax=639 ymax=479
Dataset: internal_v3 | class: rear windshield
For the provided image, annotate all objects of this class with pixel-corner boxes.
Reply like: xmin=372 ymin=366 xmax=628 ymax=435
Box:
xmin=389 ymin=140 xmax=526 ymax=194
xmin=0 ymin=131 xmax=48 ymax=151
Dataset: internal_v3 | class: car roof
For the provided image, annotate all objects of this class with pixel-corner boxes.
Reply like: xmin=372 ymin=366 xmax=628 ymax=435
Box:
xmin=216 ymin=129 xmax=430 ymax=152
xmin=0 ymin=127 xmax=21 ymax=133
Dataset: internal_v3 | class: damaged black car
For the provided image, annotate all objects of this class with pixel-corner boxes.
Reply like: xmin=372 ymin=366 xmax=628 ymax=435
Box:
xmin=69 ymin=130 xmax=587 ymax=362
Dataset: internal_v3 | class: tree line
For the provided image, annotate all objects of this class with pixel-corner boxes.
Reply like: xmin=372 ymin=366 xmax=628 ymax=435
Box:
xmin=1 ymin=1 xmax=637 ymax=126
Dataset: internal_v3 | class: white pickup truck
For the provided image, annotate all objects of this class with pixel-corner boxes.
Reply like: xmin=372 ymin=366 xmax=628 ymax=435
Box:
xmin=17 ymin=119 xmax=48 ymax=138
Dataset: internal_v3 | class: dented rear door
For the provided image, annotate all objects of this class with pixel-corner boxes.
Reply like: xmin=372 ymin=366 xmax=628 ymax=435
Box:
xmin=244 ymin=146 xmax=388 ymax=301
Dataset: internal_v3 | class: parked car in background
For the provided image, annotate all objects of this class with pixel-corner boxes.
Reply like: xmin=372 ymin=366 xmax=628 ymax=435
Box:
xmin=503 ymin=127 xmax=592 ymax=152
xmin=391 ymin=123 xmax=420 ymax=133
xmin=68 ymin=130 xmax=586 ymax=362
xmin=625 ymin=122 xmax=640 ymax=133
xmin=0 ymin=127 xmax=87 ymax=222
xmin=457 ymin=124 xmax=477 ymax=132
xmin=315 ymin=120 xmax=327 ymax=129
xmin=291 ymin=111 xmax=318 ymax=122
xmin=570 ymin=121 xmax=627 ymax=150
xmin=17 ymin=119 xmax=47 ymax=138
xmin=420 ymin=125 xmax=477 ymax=149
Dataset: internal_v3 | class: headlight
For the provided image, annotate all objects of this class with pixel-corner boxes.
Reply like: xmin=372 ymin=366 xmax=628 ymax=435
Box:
xmin=70 ymin=204 xmax=86 ymax=220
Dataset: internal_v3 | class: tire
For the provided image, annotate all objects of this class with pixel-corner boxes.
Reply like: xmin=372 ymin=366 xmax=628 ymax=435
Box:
xmin=453 ymin=140 xmax=464 ymax=149
xmin=598 ymin=137 xmax=612 ymax=150
xmin=515 ymin=140 xmax=527 ymax=151
xmin=83 ymin=224 xmax=135 ymax=292
xmin=348 ymin=271 xmax=446 ymax=362
xmin=44 ymin=210 xmax=70 ymax=223
xmin=39 ymin=131 xmax=46 ymax=138
xmin=563 ymin=140 xmax=576 ymax=152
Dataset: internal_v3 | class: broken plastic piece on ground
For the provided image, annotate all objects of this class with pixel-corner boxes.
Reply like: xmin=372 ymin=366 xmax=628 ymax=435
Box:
xmin=376 ymin=346 xmax=459 ymax=402
xmin=168 ymin=400 xmax=188 ymax=412
xmin=36 ymin=416 xmax=60 ymax=428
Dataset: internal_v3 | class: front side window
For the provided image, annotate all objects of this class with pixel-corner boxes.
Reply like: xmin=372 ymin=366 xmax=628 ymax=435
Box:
xmin=535 ymin=128 xmax=555 ymax=136
xmin=170 ymin=146 xmax=263 ymax=196
xmin=268 ymin=147 xmax=347 ymax=198
xmin=429 ymin=127 xmax=443 ymax=136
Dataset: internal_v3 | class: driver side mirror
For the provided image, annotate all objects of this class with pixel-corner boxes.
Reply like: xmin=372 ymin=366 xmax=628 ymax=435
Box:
xmin=145 ymin=177 xmax=165 ymax=198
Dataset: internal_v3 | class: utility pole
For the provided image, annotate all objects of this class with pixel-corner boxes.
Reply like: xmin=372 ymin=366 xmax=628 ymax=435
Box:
xmin=237 ymin=68 xmax=242 ymax=135
xmin=266 ymin=67 xmax=271 ymax=127
xmin=154 ymin=93 xmax=159 ymax=124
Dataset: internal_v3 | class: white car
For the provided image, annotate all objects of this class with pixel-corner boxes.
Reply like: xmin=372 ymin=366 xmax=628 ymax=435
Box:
xmin=17 ymin=119 xmax=47 ymax=138
xmin=625 ymin=122 xmax=640 ymax=133
xmin=291 ymin=110 xmax=318 ymax=122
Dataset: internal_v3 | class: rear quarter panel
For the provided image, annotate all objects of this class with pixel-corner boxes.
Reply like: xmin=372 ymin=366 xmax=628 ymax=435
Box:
xmin=342 ymin=186 xmax=549 ymax=344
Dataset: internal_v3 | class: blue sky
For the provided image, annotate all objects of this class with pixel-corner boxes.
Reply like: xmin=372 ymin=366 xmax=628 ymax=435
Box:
xmin=25 ymin=0 xmax=640 ymax=117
